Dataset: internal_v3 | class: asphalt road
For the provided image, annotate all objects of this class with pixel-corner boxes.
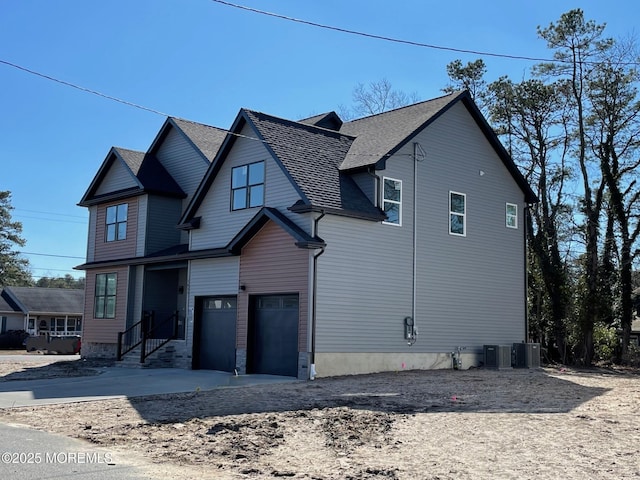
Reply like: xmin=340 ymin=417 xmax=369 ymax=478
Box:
xmin=0 ymin=423 xmax=152 ymax=480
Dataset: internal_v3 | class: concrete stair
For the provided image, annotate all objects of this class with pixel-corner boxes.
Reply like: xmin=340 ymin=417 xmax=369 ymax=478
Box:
xmin=117 ymin=343 xmax=177 ymax=368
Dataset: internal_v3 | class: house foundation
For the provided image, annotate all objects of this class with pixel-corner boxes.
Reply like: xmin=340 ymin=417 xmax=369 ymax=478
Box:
xmin=313 ymin=352 xmax=485 ymax=378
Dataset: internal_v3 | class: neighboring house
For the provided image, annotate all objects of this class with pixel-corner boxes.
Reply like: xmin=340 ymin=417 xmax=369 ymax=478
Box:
xmin=631 ymin=318 xmax=640 ymax=347
xmin=77 ymin=90 xmax=537 ymax=378
xmin=0 ymin=286 xmax=84 ymax=336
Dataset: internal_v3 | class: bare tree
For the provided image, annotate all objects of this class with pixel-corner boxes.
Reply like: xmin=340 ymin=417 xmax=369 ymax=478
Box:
xmin=340 ymin=78 xmax=419 ymax=119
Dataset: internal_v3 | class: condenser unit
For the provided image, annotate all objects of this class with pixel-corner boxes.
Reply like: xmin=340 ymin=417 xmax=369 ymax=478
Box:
xmin=484 ymin=345 xmax=512 ymax=369
xmin=512 ymin=343 xmax=541 ymax=368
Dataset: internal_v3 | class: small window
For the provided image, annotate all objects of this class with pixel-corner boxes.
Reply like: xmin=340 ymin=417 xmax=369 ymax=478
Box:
xmin=204 ymin=297 xmax=237 ymax=310
xmin=106 ymin=203 xmax=128 ymax=242
xmin=449 ymin=191 xmax=466 ymax=236
xmin=506 ymin=203 xmax=518 ymax=229
xmin=231 ymin=161 xmax=265 ymax=210
xmin=382 ymin=177 xmax=402 ymax=225
xmin=95 ymin=273 xmax=117 ymax=319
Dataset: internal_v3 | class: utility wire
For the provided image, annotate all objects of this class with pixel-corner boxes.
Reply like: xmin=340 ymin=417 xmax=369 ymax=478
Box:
xmin=209 ymin=0 xmax=640 ymax=66
xmin=0 ymin=59 xmax=169 ymax=116
xmin=14 ymin=214 xmax=87 ymax=225
xmin=19 ymin=251 xmax=85 ymax=260
xmin=14 ymin=208 xmax=86 ymax=219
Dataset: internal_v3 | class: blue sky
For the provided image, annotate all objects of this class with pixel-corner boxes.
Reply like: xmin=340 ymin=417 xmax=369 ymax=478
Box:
xmin=1 ymin=0 xmax=637 ymax=280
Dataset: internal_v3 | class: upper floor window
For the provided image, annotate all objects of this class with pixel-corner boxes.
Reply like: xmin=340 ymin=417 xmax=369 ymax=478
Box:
xmin=231 ymin=161 xmax=265 ymax=210
xmin=506 ymin=203 xmax=518 ymax=229
xmin=382 ymin=177 xmax=402 ymax=225
xmin=95 ymin=273 xmax=117 ymax=319
xmin=449 ymin=191 xmax=466 ymax=236
xmin=106 ymin=203 xmax=128 ymax=242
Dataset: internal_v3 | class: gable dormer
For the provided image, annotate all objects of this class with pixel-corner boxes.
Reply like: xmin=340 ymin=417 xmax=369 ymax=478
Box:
xmin=78 ymin=147 xmax=144 ymax=207
xmin=148 ymin=117 xmax=227 ymax=208
xmin=298 ymin=111 xmax=343 ymax=131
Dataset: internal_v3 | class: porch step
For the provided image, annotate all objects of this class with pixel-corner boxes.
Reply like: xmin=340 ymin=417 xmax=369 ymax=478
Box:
xmin=116 ymin=343 xmax=177 ymax=368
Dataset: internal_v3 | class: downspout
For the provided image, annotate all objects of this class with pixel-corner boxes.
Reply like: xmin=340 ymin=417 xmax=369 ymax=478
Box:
xmin=524 ymin=204 xmax=531 ymax=342
xmin=366 ymin=167 xmax=381 ymax=207
xmin=413 ymin=144 xmax=418 ymax=338
xmin=409 ymin=143 xmax=425 ymax=345
xmin=309 ymin=211 xmax=325 ymax=380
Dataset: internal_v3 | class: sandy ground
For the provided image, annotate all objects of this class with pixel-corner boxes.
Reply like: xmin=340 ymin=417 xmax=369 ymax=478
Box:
xmin=0 ymin=353 xmax=639 ymax=479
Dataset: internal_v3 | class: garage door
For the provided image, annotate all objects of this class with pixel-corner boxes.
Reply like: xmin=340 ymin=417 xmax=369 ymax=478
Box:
xmin=198 ymin=296 xmax=237 ymax=372
xmin=248 ymin=294 xmax=298 ymax=377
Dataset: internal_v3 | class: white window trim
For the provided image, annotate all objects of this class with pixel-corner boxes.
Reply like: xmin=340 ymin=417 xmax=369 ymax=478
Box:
xmin=382 ymin=177 xmax=402 ymax=226
xmin=449 ymin=191 xmax=466 ymax=237
xmin=506 ymin=203 xmax=518 ymax=229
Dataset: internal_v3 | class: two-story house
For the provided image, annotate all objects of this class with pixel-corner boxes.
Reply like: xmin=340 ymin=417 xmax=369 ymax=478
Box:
xmin=77 ymin=90 xmax=537 ymax=379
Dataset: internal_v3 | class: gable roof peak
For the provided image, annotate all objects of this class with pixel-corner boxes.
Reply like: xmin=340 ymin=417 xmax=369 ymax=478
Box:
xmin=241 ymin=108 xmax=353 ymax=139
xmin=344 ymin=90 xmax=467 ymax=125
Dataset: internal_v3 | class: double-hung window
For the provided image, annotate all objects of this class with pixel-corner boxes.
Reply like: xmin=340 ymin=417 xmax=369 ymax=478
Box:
xmin=106 ymin=203 xmax=128 ymax=241
xmin=231 ymin=161 xmax=265 ymax=210
xmin=95 ymin=273 xmax=117 ymax=319
xmin=382 ymin=177 xmax=402 ymax=225
xmin=449 ymin=191 xmax=466 ymax=236
xmin=506 ymin=203 xmax=518 ymax=229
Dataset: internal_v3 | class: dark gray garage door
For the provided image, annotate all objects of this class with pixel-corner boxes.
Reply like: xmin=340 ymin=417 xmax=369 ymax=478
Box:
xmin=248 ymin=294 xmax=298 ymax=377
xmin=199 ymin=296 xmax=237 ymax=372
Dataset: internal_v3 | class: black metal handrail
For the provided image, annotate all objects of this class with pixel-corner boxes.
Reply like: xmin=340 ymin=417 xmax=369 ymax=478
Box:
xmin=117 ymin=310 xmax=179 ymax=363
xmin=141 ymin=311 xmax=179 ymax=363
xmin=116 ymin=317 xmax=145 ymax=361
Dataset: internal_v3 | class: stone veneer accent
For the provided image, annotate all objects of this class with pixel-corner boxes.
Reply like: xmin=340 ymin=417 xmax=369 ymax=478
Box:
xmin=82 ymin=342 xmax=117 ymax=359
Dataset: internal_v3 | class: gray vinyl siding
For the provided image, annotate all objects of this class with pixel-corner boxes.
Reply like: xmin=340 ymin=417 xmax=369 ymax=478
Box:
xmin=86 ymin=205 xmax=97 ymax=262
xmin=156 ymin=127 xmax=210 ymax=209
xmin=145 ymin=195 xmax=183 ymax=255
xmin=315 ymin=101 xmax=526 ymax=354
xmin=136 ymin=195 xmax=148 ymax=257
xmin=415 ymin=101 xmax=526 ymax=348
xmin=190 ymin=123 xmax=304 ymax=250
xmin=95 ymin=159 xmax=138 ymax=195
xmin=128 ymin=266 xmax=144 ymax=328
xmin=315 ymin=193 xmax=414 ymax=353
xmin=189 ymin=257 xmax=239 ymax=298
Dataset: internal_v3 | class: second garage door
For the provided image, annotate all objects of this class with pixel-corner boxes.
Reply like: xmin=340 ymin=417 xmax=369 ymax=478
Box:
xmin=248 ymin=294 xmax=299 ymax=377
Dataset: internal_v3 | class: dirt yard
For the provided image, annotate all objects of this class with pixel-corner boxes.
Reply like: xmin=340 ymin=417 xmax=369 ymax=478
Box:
xmin=0 ymin=355 xmax=639 ymax=479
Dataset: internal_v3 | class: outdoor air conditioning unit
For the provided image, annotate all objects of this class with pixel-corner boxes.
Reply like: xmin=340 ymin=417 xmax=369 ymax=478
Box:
xmin=512 ymin=343 xmax=541 ymax=369
xmin=484 ymin=345 xmax=512 ymax=369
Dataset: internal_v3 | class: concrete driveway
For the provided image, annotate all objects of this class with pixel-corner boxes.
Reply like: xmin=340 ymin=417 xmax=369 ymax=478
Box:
xmin=0 ymin=358 xmax=298 ymax=408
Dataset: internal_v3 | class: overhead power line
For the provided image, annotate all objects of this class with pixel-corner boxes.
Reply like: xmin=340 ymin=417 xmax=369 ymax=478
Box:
xmin=210 ymin=0 xmax=640 ymax=67
xmin=14 ymin=208 xmax=86 ymax=219
xmin=19 ymin=251 xmax=85 ymax=260
xmin=0 ymin=59 xmax=169 ymax=116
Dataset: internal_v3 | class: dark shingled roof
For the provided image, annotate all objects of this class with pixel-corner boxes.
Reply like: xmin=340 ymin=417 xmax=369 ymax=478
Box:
xmin=0 ymin=293 xmax=15 ymax=313
xmin=339 ymin=91 xmax=462 ymax=170
xmin=78 ymin=147 xmax=185 ymax=206
xmin=111 ymin=147 xmax=184 ymax=196
xmin=1 ymin=287 xmax=84 ymax=315
xmin=171 ymin=118 xmax=227 ymax=162
xmin=244 ymin=110 xmax=383 ymax=219
xmin=113 ymin=147 xmax=145 ymax=173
